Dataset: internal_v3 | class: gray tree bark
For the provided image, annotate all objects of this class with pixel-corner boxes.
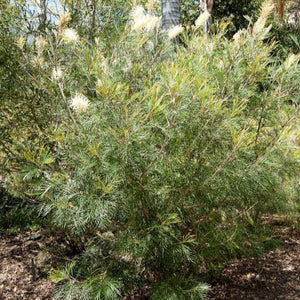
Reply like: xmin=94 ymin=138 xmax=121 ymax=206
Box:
xmin=161 ymin=0 xmax=180 ymax=30
xmin=87 ymin=0 xmax=97 ymax=42
xmin=199 ymin=0 xmax=214 ymax=32
xmin=38 ymin=0 xmax=47 ymax=32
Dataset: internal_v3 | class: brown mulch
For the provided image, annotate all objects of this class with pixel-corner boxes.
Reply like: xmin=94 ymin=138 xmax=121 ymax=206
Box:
xmin=210 ymin=230 xmax=300 ymax=300
xmin=0 ymin=230 xmax=54 ymax=300
xmin=0 ymin=228 xmax=299 ymax=300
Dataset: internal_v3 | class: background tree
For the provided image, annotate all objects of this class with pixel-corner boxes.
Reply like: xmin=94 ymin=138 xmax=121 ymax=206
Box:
xmin=180 ymin=0 xmax=262 ymax=33
xmin=199 ymin=0 xmax=214 ymax=32
xmin=38 ymin=0 xmax=47 ymax=32
xmin=161 ymin=0 xmax=180 ymax=29
xmin=87 ymin=0 xmax=97 ymax=42
xmin=277 ymin=0 xmax=284 ymax=22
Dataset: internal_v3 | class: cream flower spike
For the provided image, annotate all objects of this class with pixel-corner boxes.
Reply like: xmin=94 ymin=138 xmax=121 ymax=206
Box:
xmin=167 ymin=25 xmax=184 ymax=40
xmin=52 ymin=67 xmax=63 ymax=80
xmin=132 ymin=16 xmax=149 ymax=31
xmin=58 ymin=12 xmax=71 ymax=29
xmin=62 ymin=28 xmax=79 ymax=43
xmin=260 ymin=0 xmax=274 ymax=19
xmin=70 ymin=93 xmax=89 ymax=113
xmin=35 ymin=36 xmax=47 ymax=54
xmin=253 ymin=0 xmax=274 ymax=34
xmin=146 ymin=0 xmax=155 ymax=13
xmin=15 ymin=36 xmax=26 ymax=49
xmin=145 ymin=15 xmax=160 ymax=32
xmin=131 ymin=6 xmax=160 ymax=32
xmin=195 ymin=11 xmax=211 ymax=29
xmin=284 ymin=54 xmax=299 ymax=70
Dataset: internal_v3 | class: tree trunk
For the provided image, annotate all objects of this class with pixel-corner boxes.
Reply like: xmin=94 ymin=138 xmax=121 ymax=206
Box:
xmin=161 ymin=0 xmax=180 ymax=30
xmin=87 ymin=0 xmax=97 ymax=42
xmin=38 ymin=0 xmax=47 ymax=32
xmin=199 ymin=0 xmax=214 ymax=32
xmin=277 ymin=0 xmax=284 ymax=22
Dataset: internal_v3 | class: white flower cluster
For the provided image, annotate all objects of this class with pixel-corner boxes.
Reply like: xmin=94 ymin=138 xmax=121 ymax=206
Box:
xmin=62 ymin=28 xmax=79 ymax=43
xmin=167 ymin=25 xmax=184 ymax=40
xmin=131 ymin=6 xmax=160 ymax=32
xmin=253 ymin=0 xmax=274 ymax=34
xmin=15 ymin=36 xmax=25 ymax=49
xmin=58 ymin=12 xmax=71 ymax=29
xmin=195 ymin=11 xmax=211 ymax=29
xmin=52 ymin=67 xmax=63 ymax=80
xmin=284 ymin=54 xmax=299 ymax=70
xmin=32 ymin=56 xmax=44 ymax=68
xmin=233 ymin=30 xmax=246 ymax=45
xmin=70 ymin=93 xmax=89 ymax=113
xmin=260 ymin=0 xmax=274 ymax=19
xmin=35 ymin=36 xmax=47 ymax=55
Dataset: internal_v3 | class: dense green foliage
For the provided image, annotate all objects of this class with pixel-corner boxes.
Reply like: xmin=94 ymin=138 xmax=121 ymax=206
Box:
xmin=269 ymin=19 xmax=300 ymax=57
xmin=1 ymin=1 xmax=299 ymax=299
xmin=213 ymin=0 xmax=262 ymax=31
xmin=180 ymin=0 xmax=262 ymax=31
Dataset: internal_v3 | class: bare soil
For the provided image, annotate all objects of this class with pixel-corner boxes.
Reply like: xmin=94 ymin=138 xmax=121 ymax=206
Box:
xmin=0 ymin=227 xmax=299 ymax=300
xmin=210 ymin=229 xmax=300 ymax=299
xmin=0 ymin=230 xmax=54 ymax=300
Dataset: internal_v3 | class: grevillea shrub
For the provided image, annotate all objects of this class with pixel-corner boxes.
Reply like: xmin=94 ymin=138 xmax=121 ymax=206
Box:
xmin=3 ymin=3 xmax=300 ymax=299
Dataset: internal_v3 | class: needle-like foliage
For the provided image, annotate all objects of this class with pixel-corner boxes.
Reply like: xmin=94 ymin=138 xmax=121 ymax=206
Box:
xmin=1 ymin=2 xmax=299 ymax=299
